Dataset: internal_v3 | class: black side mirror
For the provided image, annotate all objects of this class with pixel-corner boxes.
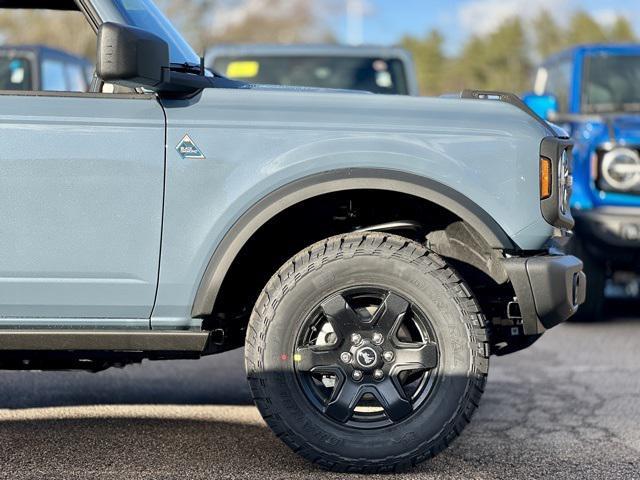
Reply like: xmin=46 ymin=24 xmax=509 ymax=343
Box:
xmin=96 ymin=22 xmax=169 ymax=89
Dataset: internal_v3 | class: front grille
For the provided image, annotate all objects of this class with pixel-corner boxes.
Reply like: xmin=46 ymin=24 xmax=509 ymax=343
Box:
xmin=595 ymin=146 xmax=640 ymax=194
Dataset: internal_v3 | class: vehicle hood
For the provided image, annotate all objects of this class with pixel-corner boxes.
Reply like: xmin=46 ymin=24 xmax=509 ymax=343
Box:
xmin=189 ymin=85 xmax=553 ymax=142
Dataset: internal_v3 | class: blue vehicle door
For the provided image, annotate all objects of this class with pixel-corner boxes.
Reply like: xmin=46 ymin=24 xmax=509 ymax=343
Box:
xmin=0 ymin=92 xmax=165 ymax=321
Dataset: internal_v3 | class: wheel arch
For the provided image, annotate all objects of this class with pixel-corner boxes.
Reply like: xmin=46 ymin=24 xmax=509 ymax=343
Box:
xmin=191 ymin=168 xmax=514 ymax=317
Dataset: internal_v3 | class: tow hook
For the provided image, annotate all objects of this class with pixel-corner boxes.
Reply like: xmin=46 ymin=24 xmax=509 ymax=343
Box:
xmin=210 ymin=328 xmax=226 ymax=346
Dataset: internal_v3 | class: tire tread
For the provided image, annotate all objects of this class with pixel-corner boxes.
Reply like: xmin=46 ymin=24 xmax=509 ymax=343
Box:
xmin=245 ymin=232 xmax=489 ymax=473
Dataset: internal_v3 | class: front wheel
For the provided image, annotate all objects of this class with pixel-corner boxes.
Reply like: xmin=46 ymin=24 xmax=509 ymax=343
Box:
xmin=245 ymin=233 xmax=489 ymax=472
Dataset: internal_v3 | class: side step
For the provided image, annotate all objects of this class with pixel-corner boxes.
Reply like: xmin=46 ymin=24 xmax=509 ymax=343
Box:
xmin=0 ymin=331 xmax=209 ymax=352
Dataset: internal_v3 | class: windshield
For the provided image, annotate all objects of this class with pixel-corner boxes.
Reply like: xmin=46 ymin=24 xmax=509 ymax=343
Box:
xmin=112 ymin=0 xmax=200 ymax=66
xmin=583 ymin=54 xmax=640 ymax=114
xmin=0 ymin=55 xmax=32 ymax=91
xmin=211 ymin=55 xmax=409 ymax=94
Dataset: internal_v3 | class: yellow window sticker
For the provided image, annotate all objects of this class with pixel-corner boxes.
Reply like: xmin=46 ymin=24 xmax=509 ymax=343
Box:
xmin=226 ymin=61 xmax=260 ymax=78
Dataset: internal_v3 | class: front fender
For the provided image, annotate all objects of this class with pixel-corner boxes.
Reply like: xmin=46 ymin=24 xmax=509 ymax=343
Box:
xmin=190 ymin=167 xmax=515 ymax=317
xmin=153 ymin=89 xmax=553 ymax=323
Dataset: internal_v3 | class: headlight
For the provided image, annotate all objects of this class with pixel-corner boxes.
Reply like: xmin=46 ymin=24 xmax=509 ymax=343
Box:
xmin=600 ymin=147 xmax=640 ymax=191
xmin=558 ymin=148 xmax=572 ymax=215
xmin=540 ymin=137 xmax=574 ymax=230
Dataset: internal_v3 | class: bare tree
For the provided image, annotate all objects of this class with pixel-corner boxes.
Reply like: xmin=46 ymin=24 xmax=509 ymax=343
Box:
xmin=0 ymin=10 xmax=95 ymax=59
xmin=161 ymin=0 xmax=221 ymax=53
xmin=161 ymin=0 xmax=334 ymax=53
xmin=0 ymin=1 xmax=332 ymax=62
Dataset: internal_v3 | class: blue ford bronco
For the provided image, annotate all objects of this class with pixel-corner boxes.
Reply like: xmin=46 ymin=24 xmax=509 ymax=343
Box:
xmin=524 ymin=44 xmax=640 ymax=321
xmin=0 ymin=0 xmax=584 ymax=472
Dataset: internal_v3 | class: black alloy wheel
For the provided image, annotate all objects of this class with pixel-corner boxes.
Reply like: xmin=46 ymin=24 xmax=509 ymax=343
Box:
xmin=294 ymin=288 xmax=439 ymax=427
xmin=246 ymin=232 xmax=489 ymax=473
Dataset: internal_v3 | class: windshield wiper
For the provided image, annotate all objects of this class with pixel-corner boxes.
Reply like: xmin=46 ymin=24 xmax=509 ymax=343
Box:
xmin=169 ymin=62 xmax=203 ymax=74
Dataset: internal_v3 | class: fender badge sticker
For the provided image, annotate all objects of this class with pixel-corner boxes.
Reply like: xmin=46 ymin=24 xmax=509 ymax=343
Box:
xmin=176 ymin=134 xmax=205 ymax=160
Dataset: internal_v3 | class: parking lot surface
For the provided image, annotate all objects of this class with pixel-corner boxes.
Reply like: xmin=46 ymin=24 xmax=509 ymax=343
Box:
xmin=0 ymin=302 xmax=638 ymax=479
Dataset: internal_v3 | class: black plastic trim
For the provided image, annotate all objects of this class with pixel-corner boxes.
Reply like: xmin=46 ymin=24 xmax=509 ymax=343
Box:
xmin=0 ymin=0 xmax=77 ymax=9
xmin=426 ymin=221 xmax=509 ymax=284
xmin=526 ymin=255 xmax=586 ymax=327
xmin=0 ymin=331 xmax=209 ymax=351
xmin=540 ymin=136 xmax=575 ymax=229
xmin=191 ymin=168 xmax=515 ymax=317
xmin=461 ymin=89 xmax=556 ymax=135
xmin=503 ymin=254 xmax=585 ymax=333
xmin=502 ymin=258 xmax=544 ymax=335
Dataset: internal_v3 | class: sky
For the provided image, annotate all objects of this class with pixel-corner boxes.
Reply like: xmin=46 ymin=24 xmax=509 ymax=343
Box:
xmin=330 ymin=0 xmax=640 ymax=53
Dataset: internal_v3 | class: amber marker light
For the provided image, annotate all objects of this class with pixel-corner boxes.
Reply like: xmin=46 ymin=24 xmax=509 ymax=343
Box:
xmin=540 ymin=156 xmax=552 ymax=199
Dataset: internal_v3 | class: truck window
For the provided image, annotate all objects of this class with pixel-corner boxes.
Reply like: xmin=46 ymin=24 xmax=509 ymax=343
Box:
xmin=582 ymin=54 xmax=640 ymax=114
xmin=65 ymin=62 xmax=89 ymax=92
xmin=212 ymin=55 xmax=409 ymax=95
xmin=41 ymin=59 xmax=67 ymax=92
xmin=544 ymin=60 xmax=572 ymax=113
xmin=0 ymin=56 xmax=32 ymax=91
xmin=0 ymin=8 xmax=114 ymax=94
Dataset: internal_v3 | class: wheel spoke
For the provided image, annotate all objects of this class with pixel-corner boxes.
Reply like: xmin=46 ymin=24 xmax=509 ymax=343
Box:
xmin=394 ymin=341 xmax=438 ymax=370
xmin=297 ymin=287 xmax=440 ymax=428
xmin=320 ymin=294 xmax=361 ymax=339
xmin=295 ymin=346 xmax=340 ymax=373
xmin=372 ymin=378 xmax=413 ymax=422
xmin=325 ymin=379 xmax=363 ymax=423
xmin=370 ymin=292 xmax=410 ymax=334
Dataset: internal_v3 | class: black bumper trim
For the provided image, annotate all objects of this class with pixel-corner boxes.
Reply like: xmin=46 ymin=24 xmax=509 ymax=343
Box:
xmin=574 ymin=207 xmax=640 ymax=249
xmin=540 ymin=137 xmax=575 ymax=230
xmin=503 ymin=254 xmax=585 ymax=333
xmin=0 ymin=331 xmax=209 ymax=352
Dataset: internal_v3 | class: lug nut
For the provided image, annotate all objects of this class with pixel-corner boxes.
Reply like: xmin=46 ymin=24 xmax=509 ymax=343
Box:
xmin=373 ymin=369 xmax=384 ymax=381
xmin=340 ymin=352 xmax=352 ymax=364
xmin=352 ymin=370 xmax=363 ymax=381
xmin=382 ymin=351 xmax=394 ymax=362
xmin=350 ymin=333 xmax=362 ymax=345
xmin=372 ymin=332 xmax=384 ymax=345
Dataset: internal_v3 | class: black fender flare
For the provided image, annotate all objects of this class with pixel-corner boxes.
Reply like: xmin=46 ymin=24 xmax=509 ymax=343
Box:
xmin=191 ymin=168 xmax=514 ymax=317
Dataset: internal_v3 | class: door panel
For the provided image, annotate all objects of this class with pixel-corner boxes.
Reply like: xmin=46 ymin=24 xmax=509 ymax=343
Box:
xmin=0 ymin=93 xmax=165 ymax=319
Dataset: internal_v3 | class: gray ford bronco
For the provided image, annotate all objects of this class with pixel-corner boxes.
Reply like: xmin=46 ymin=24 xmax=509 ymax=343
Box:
xmin=0 ymin=0 xmax=585 ymax=473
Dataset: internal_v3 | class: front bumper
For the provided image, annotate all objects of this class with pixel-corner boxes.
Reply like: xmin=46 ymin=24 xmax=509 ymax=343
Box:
xmin=574 ymin=206 xmax=640 ymax=249
xmin=503 ymin=254 xmax=586 ymax=333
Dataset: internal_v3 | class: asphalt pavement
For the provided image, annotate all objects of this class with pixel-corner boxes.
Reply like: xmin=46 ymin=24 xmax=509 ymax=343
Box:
xmin=0 ymin=301 xmax=638 ymax=479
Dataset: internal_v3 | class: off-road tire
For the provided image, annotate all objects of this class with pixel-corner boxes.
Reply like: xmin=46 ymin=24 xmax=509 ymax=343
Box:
xmin=245 ymin=232 xmax=489 ymax=473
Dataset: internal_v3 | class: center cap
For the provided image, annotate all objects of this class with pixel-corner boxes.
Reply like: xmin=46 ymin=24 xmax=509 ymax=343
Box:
xmin=355 ymin=346 xmax=378 ymax=369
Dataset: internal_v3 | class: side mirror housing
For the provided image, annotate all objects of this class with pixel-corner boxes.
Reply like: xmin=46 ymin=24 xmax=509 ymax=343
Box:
xmin=96 ymin=22 xmax=169 ymax=89
xmin=521 ymin=92 xmax=558 ymax=120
